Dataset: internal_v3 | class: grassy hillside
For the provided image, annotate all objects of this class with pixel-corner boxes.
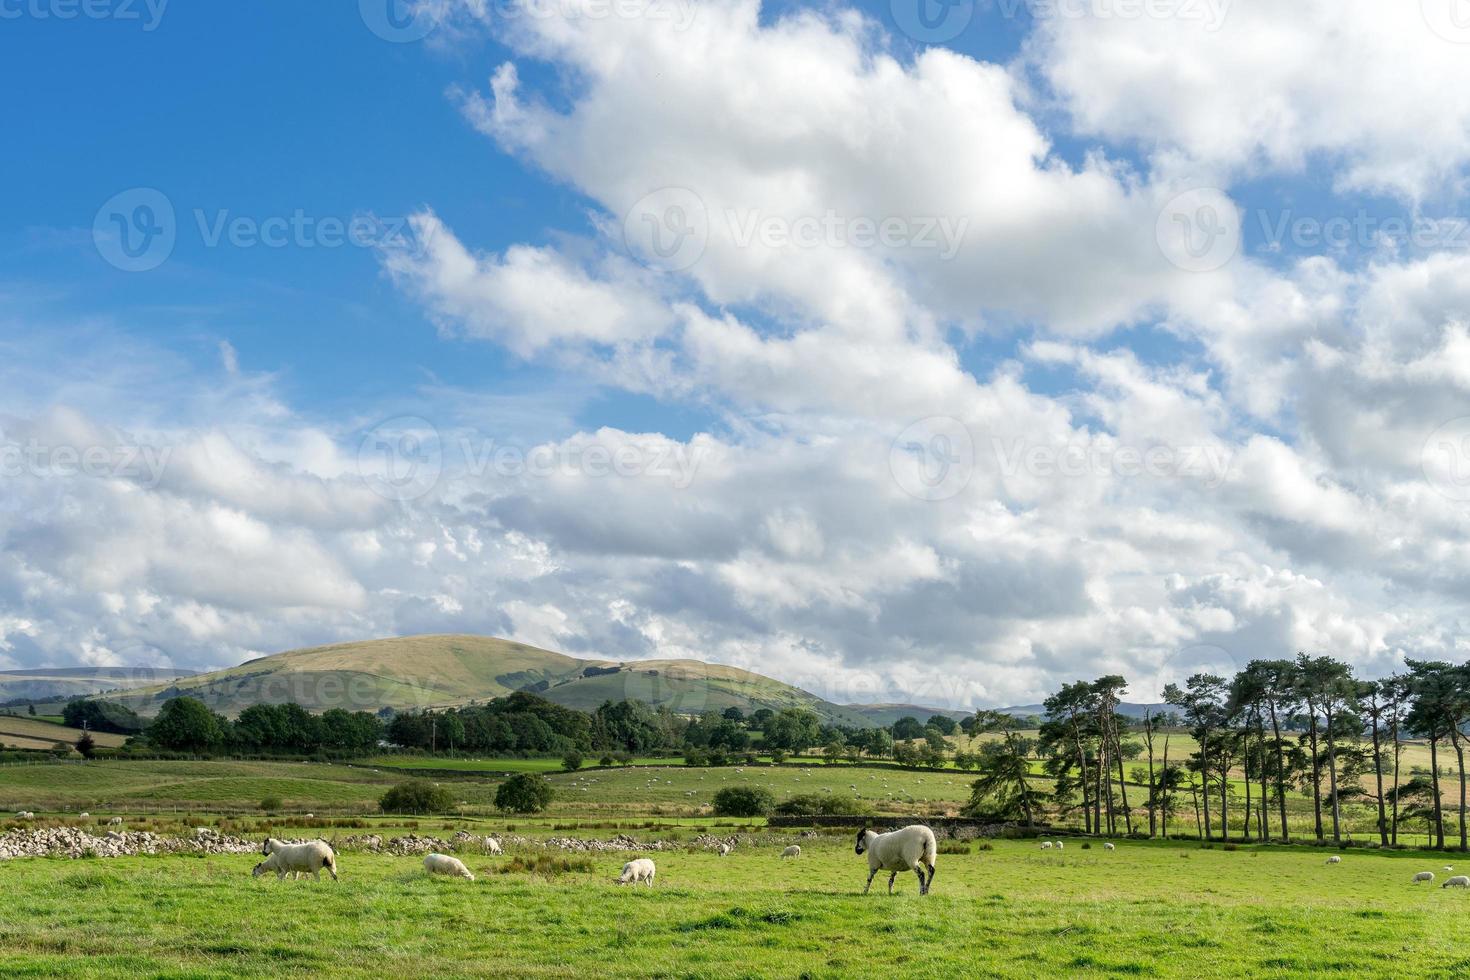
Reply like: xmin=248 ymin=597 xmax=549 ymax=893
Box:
xmin=110 ymin=634 xmax=873 ymax=725
xmin=0 ymin=715 xmax=129 ymax=752
xmin=843 ymin=703 xmax=970 ymax=727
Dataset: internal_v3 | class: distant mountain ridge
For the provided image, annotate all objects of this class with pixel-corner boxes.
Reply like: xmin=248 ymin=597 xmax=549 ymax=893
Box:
xmin=998 ymin=702 xmax=1170 ymax=720
xmin=107 ymin=634 xmax=968 ymax=727
xmin=0 ymin=667 xmax=199 ymax=704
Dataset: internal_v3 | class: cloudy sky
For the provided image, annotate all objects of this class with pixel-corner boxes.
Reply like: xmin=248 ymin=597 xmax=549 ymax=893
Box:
xmin=3 ymin=0 xmax=1470 ymax=709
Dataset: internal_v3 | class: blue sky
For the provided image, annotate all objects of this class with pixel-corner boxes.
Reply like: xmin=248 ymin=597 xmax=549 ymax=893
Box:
xmin=3 ymin=0 xmax=1470 ymax=706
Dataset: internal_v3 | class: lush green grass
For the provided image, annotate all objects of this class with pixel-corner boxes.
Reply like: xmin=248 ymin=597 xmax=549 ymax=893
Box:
xmin=2 ymin=836 xmax=1469 ymax=977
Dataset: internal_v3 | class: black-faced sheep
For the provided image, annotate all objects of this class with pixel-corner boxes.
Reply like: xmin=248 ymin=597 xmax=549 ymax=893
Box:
xmin=855 ymin=825 xmax=937 ymax=896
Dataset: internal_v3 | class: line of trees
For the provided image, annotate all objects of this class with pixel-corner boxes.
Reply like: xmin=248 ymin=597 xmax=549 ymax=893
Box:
xmin=963 ymin=654 xmax=1470 ymax=850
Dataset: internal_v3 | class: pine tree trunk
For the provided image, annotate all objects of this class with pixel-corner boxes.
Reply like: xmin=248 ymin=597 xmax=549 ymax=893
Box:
xmin=1370 ymin=715 xmax=1387 ymax=847
xmin=1308 ymin=718 xmax=1324 ymax=842
xmin=1430 ymin=735 xmax=1445 ymax=849
xmin=1326 ymin=713 xmax=1341 ymax=845
xmin=1269 ymin=702 xmax=1289 ymax=842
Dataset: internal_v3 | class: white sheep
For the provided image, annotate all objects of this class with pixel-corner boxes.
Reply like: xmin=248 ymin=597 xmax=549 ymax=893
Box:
xmin=1444 ymin=875 xmax=1470 ymax=889
xmin=1103 ymin=842 xmax=1116 ymax=851
xmin=616 ymin=858 xmax=656 ymax=887
xmin=424 ymin=853 xmax=475 ymax=881
xmin=781 ymin=845 xmax=801 ymax=859
xmin=304 ymin=813 xmax=315 ymax=819
xmin=717 ymin=843 xmax=731 ymax=857
xmin=1326 ymin=855 xmax=1342 ymax=864
xmin=1414 ymin=871 xmax=1436 ymax=883
xmin=254 ymin=839 xmax=338 ymax=881
xmin=486 ymin=837 xmax=503 ymax=855
xmin=78 ymin=812 xmax=90 ymax=819
xmin=108 ymin=817 xmax=123 ymax=826
xmin=1040 ymin=841 xmax=1053 ymax=850
xmin=1055 ymin=841 xmax=1064 ymax=850
xmin=855 ymin=825 xmax=937 ymax=895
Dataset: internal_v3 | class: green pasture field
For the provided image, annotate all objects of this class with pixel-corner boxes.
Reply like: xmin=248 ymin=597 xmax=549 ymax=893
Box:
xmin=1 ymin=835 xmax=1468 ymax=978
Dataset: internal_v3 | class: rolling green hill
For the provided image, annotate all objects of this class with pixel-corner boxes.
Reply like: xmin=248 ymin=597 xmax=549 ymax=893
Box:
xmin=110 ymin=634 xmax=876 ymax=726
xmin=0 ymin=667 xmax=198 ymax=704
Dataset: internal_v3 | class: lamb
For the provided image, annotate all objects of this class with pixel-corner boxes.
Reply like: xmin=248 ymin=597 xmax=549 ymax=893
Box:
xmin=424 ymin=853 xmax=475 ymax=881
xmin=855 ymin=825 xmax=937 ymax=896
xmin=1103 ymin=843 xmax=1116 ymax=851
xmin=1040 ymin=841 xmax=1053 ymax=850
xmin=1443 ymin=875 xmax=1470 ymax=889
xmin=253 ymin=839 xmax=338 ymax=881
xmin=1326 ymin=855 xmax=1342 ymax=864
xmin=781 ymin=845 xmax=801 ymax=859
xmin=1414 ymin=871 xmax=1436 ymax=883
xmin=616 ymin=858 xmax=656 ymax=887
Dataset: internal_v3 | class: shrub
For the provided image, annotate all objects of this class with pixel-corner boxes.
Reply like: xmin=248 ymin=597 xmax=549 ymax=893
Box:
xmin=379 ymin=780 xmax=455 ymax=815
xmin=770 ymin=751 xmax=787 ymax=765
xmin=772 ymin=793 xmax=873 ymax=817
xmin=495 ymin=854 xmax=594 ymax=877
xmin=683 ymin=748 xmax=708 ymax=767
xmin=937 ymin=841 xmax=971 ymax=855
xmin=495 ymin=773 xmax=554 ymax=814
xmin=562 ymin=751 xmax=584 ymax=771
xmin=1080 ymin=842 xmax=1091 ymax=850
xmin=599 ymin=755 xmax=614 ymax=767
xmin=712 ymin=786 xmax=775 ymax=817
xmin=259 ymin=796 xmax=283 ymax=812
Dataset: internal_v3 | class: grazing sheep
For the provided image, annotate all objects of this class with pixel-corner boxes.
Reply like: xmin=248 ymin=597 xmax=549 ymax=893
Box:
xmin=1444 ymin=875 xmax=1470 ymax=889
xmin=616 ymin=858 xmax=656 ymax=887
xmin=486 ymin=838 xmax=503 ymax=855
xmin=1326 ymin=855 xmax=1342 ymax=864
xmin=855 ymin=825 xmax=938 ymax=896
xmin=253 ymin=839 xmax=338 ymax=881
xmin=1055 ymin=841 xmax=1064 ymax=850
xmin=1040 ymin=841 xmax=1053 ymax=850
xmin=424 ymin=853 xmax=475 ymax=881
xmin=1446 ymin=866 xmax=1455 ymax=872
xmin=1103 ymin=843 xmax=1116 ymax=851
xmin=108 ymin=817 xmax=123 ymax=826
xmin=782 ymin=845 xmax=801 ymax=859
xmin=1414 ymin=871 xmax=1436 ymax=883
xmin=78 ymin=812 xmax=89 ymax=819
xmin=717 ymin=843 xmax=731 ymax=857
xmin=304 ymin=813 xmax=315 ymax=819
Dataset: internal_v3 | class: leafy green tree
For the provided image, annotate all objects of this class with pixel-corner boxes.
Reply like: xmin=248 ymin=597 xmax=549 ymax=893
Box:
xmin=764 ymin=709 xmax=821 ymax=754
xmin=75 ymin=731 xmax=96 ymax=759
xmin=148 ymin=697 xmax=225 ymax=753
xmin=1164 ymin=674 xmax=1226 ymax=840
xmin=380 ymin=779 xmax=455 ymax=814
xmin=712 ymin=786 xmax=774 ymax=817
xmin=891 ymin=716 xmax=925 ymax=741
xmin=495 ymin=773 xmax=553 ymax=813
xmin=63 ymin=698 xmax=144 ymax=735
xmin=925 ymin=714 xmax=958 ymax=736
xmin=562 ymin=750 xmax=584 ymax=771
